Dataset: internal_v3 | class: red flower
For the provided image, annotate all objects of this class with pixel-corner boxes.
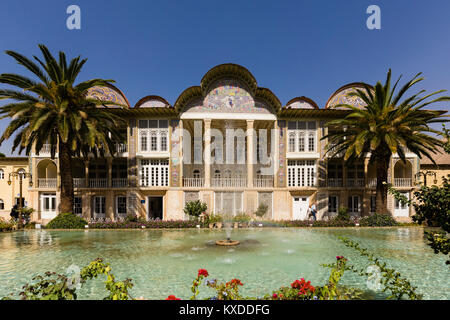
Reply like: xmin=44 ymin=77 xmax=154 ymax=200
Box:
xmin=226 ymin=278 xmax=243 ymax=287
xmin=336 ymin=256 xmax=346 ymax=260
xmin=273 ymin=293 xmax=278 ymax=299
xmin=166 ymin=295 xmax=180 ymax=300
xmin=291 ymin=278 xmax=315 ymax=295
xmin=198 ymin=269 xmax=209 ymax=277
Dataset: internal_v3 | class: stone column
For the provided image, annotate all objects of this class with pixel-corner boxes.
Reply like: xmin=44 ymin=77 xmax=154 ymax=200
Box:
xmin=342 ymin=159 xmax=347 ymax=188
xmin=84 ymin=160 xmax=90 ymax=188
xmin=246 ymin=120 xmax=254 ymax=188
xmin=107 ymin=158 xmax=112 ymax=188
xmin=179 ymin=120 xmax=184 ymax=187
xmin=204 ymin=119 xmax=211 ymax=188
xmin=273 ymin=120 xmax=279 ymax=188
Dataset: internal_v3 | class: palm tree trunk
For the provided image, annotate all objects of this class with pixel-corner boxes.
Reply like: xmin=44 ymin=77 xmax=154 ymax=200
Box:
xmin=58 ymin=141 xmax=74 ymax=213
xmin=375 ymin=157 xmax=390 ymax=214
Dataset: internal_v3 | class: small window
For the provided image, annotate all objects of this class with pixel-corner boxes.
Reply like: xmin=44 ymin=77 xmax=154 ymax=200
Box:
xmin=0 ymin=169 xmax=4 ymax=180
xmin=15 ymin=197 xmax=25 ymax=207
xmin=0 ymin=199 xmax=4 ymax=210
xmin=308 ymin=133 xmax=315 ymax=152
xmin=329 ymin=196 xmax=338 ymax=213
xmin=160 ymin=131 xmax=168 ymax=151
xmin=288 ymin=132 xmax=296 ymax=153
xmin=159 ymin=120 xmax=168 ymax=128
xmin=74 ymin=197 xmax=82 ymax=216
xmin=348 ymin=195 xmax=360 ymax=213
xmin=370 ymin=195 xmax=376 ymax=213
xmin=116 ymin=196 xmax=127 ymax=216
xmin=93 ymin=196 xmax=106 ymax=216
xmin=148 ymin=120 xmax=158 ymax=128
xmin=298 ymin=133 xmax=305 ymax=152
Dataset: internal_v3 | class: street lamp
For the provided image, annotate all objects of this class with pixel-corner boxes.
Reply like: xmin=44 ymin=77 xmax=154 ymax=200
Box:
xmin=415 ymin=171 xmax=437 ymax=187
xmin=8 ymin=170 xmax=33 ymax=229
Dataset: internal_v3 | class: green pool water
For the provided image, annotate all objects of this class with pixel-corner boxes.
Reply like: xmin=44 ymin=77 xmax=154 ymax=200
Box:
xmin=0 ymin=227 xmax=448 ymax=300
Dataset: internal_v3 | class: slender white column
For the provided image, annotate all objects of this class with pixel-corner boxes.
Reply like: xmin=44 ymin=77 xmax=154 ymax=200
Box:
xmin=204 ymin=119 xmax=211 ymax=188
xmin=247 ymin=120 xmax=254 ymax=188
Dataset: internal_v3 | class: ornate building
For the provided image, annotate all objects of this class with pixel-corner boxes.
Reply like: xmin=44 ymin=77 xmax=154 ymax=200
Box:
xmin=26 ymin=64 xmax=419 ymax=223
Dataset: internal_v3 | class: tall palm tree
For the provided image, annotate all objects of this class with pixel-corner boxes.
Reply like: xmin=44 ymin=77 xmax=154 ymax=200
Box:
xmin=0 ymin=44 xmax=126 ymax=215
xmin=323 ymin=70 xmax=449 ymax=214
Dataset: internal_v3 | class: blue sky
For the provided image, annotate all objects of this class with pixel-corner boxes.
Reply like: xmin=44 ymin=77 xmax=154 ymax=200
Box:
xmin=0 ymin=0 xmax=449 ymax=155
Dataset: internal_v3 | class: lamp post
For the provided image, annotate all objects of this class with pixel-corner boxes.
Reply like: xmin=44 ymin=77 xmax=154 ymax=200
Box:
xmin=415 ymin=171 xmax=437 ymax=187
xmin=8 ymin=171 xmax=33 ymax=229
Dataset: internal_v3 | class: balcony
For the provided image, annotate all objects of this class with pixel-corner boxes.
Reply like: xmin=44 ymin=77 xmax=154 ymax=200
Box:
xmin=253 ymin=178 xmax=274 ymax=188
xmin=112 ymin=178 xmax=128 ymax=188
xmin=212 ymin=178 xmax=247 ymax=188
xmin=327 ymin=178 xmax=343 ymax=187
xmin=394 ymin=178 xmax=412 ymax=187
xmin=73 ymin=178 xmax=86 ymax=188
xmin=115 ymin=143 xmax=127 ymax=155
xmin=89 ymin=178 xmax=108 ymax=188
xmin=183 ymin=178 xmax=204 ymax=188
xmin=368 ymin=178 xmax=377 ymax=188
xmin=38 ymin=178 xmax=57 ymax=188
xmin=346 ymin=178 xmax=365 ymax=188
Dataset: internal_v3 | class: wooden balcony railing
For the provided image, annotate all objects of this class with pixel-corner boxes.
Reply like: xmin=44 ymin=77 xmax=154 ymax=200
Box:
xmin=37 ymin=178 xmax=57 ymax=188
xmin=89 ymin=178 xmax=108 ymax=188
xmin=73 ymin=178 xmax=86 ymax=188
xmin=368 ymin=178 xmax=377 ymax=188
xmin=394 ymin=178 xmax=412 ymax=187
xmin=112 ymin=178 xmax=128 ymax=188
xmin=253 ymin=178 xmax=274 ymax=188
xmin=327 ymin=178 xmax=343 ymax=187
xmin=212 ymin=178 xmax=247 ymax=188
xmin=183 ymin=178 xmax=204 ymax=188
xmin=346 ymin=178 xmax=365 ymax=188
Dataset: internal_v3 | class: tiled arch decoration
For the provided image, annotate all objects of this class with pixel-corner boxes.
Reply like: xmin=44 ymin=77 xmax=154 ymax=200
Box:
xmin=86 ymin=86 xmax=129 ymax=107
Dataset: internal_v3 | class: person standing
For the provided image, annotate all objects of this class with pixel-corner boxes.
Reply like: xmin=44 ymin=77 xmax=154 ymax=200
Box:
xmin=310 ymin=202 xmax=317 ymax=221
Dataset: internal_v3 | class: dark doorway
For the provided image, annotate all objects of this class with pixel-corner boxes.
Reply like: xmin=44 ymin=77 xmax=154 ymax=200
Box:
xmin=148 ymin=197 xmax=163 ymax=219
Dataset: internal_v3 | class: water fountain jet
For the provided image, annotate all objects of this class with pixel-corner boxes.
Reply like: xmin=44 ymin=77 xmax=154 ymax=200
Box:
xmin=215 ymin=212 xmax=239 ymax=246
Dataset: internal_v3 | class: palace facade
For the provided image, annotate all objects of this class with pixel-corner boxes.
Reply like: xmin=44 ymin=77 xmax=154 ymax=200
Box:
xmin=21 ymin=64 xmax=420 ymax=223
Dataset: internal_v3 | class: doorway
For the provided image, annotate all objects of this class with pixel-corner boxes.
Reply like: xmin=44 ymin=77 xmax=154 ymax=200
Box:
xmin=148 ymin=196 xmax=163 ymax=220
xmin=292 ymin=196 xmax=309 ymax=220
xmin=41 ymin=193 xmax=56 ymax=219
xmin=394 ymin=192 xmax=410 ymax=217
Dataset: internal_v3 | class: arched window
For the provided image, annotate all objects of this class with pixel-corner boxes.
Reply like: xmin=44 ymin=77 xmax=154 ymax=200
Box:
xmin=17 ymin=168 xmax=26 ymax=179
xmin=214 ymin=170 xmax=221 ymax=179
xmin=0 ymin=199 xmax=4 ymax=210
xmin=0 ymin=169 xmax=4 ymax=180
xmin=193 ymin=170 xmax=200 ymax=179
xmin=288 ymin=132 xmax=296 ymax=153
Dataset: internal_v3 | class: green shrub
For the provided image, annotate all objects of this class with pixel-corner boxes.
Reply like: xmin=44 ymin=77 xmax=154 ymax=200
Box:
xmin=206 ymin=213 xmax=223 ymax=225
xmin=46 ymin=213 xmax=87 ymax=229
xmin=359 ymin=213 xmax=399 ymax=227
xmin=0 ymin=218 xmax=14 ymax=232
xmin=254 ymin=204 xmax=268 ymax=218
xmin=233 ymin=213 xmax=251 ymax=223
xmin=183 ymin=200 xmax=207 ymax=219
xmin=336 ymin=207 xmax=350 ymax=222
xmin=124 ymin=213 xmax=146 ymax=223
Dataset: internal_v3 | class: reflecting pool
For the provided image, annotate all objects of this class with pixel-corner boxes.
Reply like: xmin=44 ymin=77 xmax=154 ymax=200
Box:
xmin=0 ymin=227 xmax=448 ymax=300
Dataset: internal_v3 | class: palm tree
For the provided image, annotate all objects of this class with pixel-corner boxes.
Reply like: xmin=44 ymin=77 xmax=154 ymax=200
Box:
xmin=323 ymin=70 xmax=449 ymax=214
xmin=0 ymin=44 xmax=126 ymax=215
